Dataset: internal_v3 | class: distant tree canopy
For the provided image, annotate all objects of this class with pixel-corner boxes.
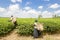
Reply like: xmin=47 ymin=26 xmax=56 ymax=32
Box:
xmin=38 ymin=14 xmax=42 ymax=18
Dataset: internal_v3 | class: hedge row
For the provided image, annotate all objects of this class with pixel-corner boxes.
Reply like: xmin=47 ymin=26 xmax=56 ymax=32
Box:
xmin=0 ymin=18 xmax=60 ymax=36
xmin=17 ymin=24 xmax=34 ymax=36
xmin=0 ymin=22 xmax=60 ymax=36
xmin=17 ymin=21 xmax=60 ymax=35
xmin=44 ymin=21 xmax=60 ymax=33
xmin=0 ymin=22 xmax=14 ymax=35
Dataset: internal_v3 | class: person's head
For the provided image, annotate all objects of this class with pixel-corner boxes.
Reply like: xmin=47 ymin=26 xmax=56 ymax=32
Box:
xmin=11 ymin=15 xmax=13 ymax=17
xmin=35 ymin=20 xmax=38 ymax=22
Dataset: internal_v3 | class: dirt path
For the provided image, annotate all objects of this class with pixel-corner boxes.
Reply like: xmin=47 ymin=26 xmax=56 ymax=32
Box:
xmin=0 ymin=29 xmax=60 ymax=40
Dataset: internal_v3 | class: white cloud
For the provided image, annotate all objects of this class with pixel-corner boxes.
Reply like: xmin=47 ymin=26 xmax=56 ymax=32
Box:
xmin=0 ymin=4 xmax=22 ymax=17
xmin=27 ymin=9 xmax=39 ymax=15
xmin=54 ymin=10 xmax=60 ymax=15
xmin=11 ymin=0 xmax=22 ymax=3
xmin=49 ymin=3 xmax=60 ymax=9
xmin=23 ymin=6 xmax=32 ymax=10
xmin=25 ymin=2 xmax=32 ymax=6
xmin=8 ymin=4 xmax=20 ymax=11
xmin=0 ymin=5 xmax=54 ymax=18
xmin=55 ymin=10 xmax=60 ymax=13
xmin=6 ymin=4 xmax=21 ymax=17
xmin=42 ymin=11 xmax=53 ymax=18
xmin=1 ymin=3 xmax=60 ymax=18
xmin=0 ymin=7 xmax=7 ymax=17
xmin=0 ymin=7 xmax=6 ymax=12
xmin=0 ymin=5 xmax=39 ymax=18
xmin=38 ymin=6 xmax=43 ymax=9
xmin=22 ymin=6 xmax=39 ymax=18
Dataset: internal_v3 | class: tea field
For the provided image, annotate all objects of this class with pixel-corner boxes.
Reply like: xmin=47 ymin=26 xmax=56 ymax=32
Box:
xmin=0 ymin=17 xmax=60 ymax=35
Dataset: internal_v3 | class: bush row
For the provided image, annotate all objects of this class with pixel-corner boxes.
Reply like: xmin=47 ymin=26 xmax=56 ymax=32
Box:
xmin=44 ymin=21 xmax=60 ymax=33
xmin=0 ymin=22 xmax=14 ymax=35
xmin=0 ymin=18 xmax=60 ymax=36
xmin=0 ymin=22 xmax=60 ymax=36
xmin=17 ymin=21 xmax=60 ymax=35
xmin=17 ymin=24 xmax=34 ymax=36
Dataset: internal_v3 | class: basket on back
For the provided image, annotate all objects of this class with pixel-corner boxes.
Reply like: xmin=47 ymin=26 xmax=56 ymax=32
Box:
xmin=36 ymin=23 xmax=44 ymax=31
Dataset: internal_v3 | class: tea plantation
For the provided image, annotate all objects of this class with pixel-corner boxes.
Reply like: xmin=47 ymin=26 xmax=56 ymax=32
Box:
xmin=0 ymin=17 xmax=60 ymax=36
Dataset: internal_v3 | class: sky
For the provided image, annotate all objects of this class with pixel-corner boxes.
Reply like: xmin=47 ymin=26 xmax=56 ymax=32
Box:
xmin=0 ymin=0 xmax=60 ymax=18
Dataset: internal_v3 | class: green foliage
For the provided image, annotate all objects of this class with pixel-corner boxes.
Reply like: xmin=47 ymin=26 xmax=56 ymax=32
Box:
xmin=44 ymin=21 xmax=60 ymax=33
xmin=17 ymin=24 xmax=34 ymax=36
xmin=0 ymin=18 xmax=14 ymax=35
xmin=0 ymin=23 xmax=14 ymax=35
xmin=0 ymin=18 xmax=60 ymax=35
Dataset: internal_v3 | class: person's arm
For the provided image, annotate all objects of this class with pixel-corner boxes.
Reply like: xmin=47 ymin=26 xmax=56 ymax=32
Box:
xmin=8 ymin=17 xmax=13 ymax=22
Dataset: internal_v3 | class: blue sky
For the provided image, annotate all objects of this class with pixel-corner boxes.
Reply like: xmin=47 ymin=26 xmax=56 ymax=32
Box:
xmin=0 ymin=0 xmax=60 ymax=18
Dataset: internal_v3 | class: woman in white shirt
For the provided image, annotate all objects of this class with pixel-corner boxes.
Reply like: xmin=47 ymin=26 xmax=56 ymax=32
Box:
xmin=10 ymin=15 xmax=17 ymax=26
xmin=33 ymin=20 xmax=43 ymax=38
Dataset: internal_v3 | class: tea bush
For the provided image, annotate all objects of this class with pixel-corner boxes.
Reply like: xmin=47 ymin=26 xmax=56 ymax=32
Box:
xmin=17 ymin=24 xmax=34 ymax=36
xmin=0 ymin=18 xmax=60 ymax=35
xmin=17 ymin=18 xmax=60 ymax=35
xmin=0 ymin=18 xmax=14 ymax=35
xmin=44 ymin=21 xmax=60 ymax=33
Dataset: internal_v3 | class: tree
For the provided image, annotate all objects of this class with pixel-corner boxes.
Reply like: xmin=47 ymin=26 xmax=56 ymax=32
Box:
xmin=53 ymin=14 xmax=57 ymax=18
xmin=38 ymin=14 xmax=42 ymax=18
xmin=53 ymin=14 xmax=60 ymax=18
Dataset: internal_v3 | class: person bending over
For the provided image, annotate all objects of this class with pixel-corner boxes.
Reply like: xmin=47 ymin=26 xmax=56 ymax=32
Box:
xmin=10 ymin=15 xmax=17 ymax=26
xmin=33 ymin=20 xmax=44 ymax=38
